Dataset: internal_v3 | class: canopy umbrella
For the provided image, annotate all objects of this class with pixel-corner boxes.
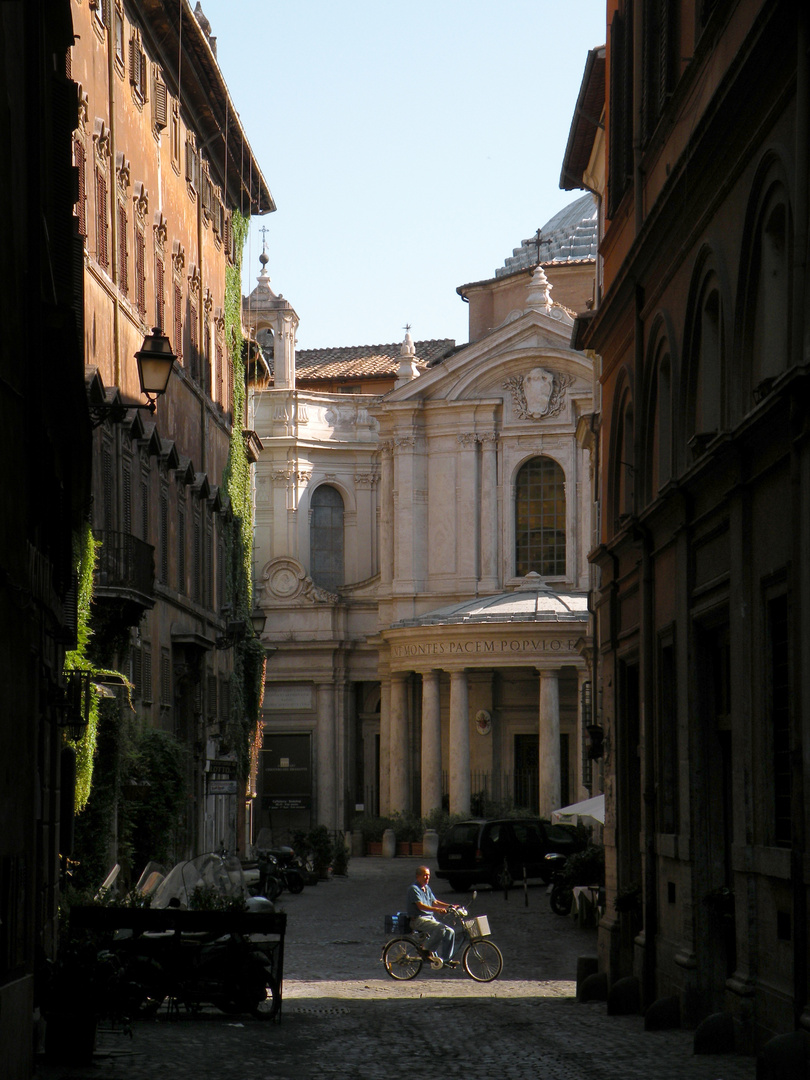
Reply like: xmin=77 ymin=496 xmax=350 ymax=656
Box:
xmin=551 ymin=794 xmax=605 ymax=827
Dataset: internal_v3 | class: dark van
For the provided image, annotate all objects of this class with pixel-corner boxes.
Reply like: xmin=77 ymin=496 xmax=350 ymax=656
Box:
xmin=435 ymin=818 xmax=586 ymax=891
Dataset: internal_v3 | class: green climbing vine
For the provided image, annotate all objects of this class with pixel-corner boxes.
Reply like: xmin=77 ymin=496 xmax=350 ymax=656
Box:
xmin=64 ymin=524 xmax=101 ymax=812
xmin=221 ymin=209 xmax=265 ymax=783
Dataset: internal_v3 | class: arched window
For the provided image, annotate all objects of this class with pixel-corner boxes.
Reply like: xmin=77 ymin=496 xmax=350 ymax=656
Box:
xmin=515 ymin=456 xmax=566 ymax=578
xmin=693 ymin=283 xmax=723 ymax=438
xmin=310 ymin=485 xmax=344 ymax=591
xmin=751 ymin=194 xmax=790 ymax=389
xmin=643 ymin=331 xmax=672 ymax=505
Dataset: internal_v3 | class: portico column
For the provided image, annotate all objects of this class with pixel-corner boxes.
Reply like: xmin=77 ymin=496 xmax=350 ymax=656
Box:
xmin=389 ymin=673 xmax=409 ymax=812
xmin=449 ymin=670 xmax=471 ymax=816
xmin=538 ymin=669 xmax=561 ymax=819
xmin=379 ymin=676 xmax=391 ymax=815
xmin=316 ymin=682 xmax=337 ymax=830
xmin=421 ymin=670 xmax=442 ymax=816
xmin=576 ymin=666 xmax=590 ymax=801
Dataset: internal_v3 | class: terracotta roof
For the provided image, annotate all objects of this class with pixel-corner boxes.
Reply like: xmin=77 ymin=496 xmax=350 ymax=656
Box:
xmin=293 ymin=339 xmax=456 ymax=381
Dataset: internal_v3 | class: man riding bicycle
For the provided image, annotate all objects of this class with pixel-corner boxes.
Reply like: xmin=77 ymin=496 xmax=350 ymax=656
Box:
xmin=406 ymin=866 xmax=460 ymax=969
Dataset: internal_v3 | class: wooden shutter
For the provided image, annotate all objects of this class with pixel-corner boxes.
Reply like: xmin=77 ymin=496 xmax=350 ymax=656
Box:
xmin=96 ymin=169 xmax=109 ymax=269
xmin=122 ymin=459 xmax=132 ymax=535
xmin=153 ymin=71 xmax=168 ymax=129
xmin=117 ymin=203 xmax=128 ymax=294
xmin=174 ymin=281 xmax=183 ymax=359
xmin=155 ymin=253 xmax=165 ymax=331
xmin=135 ymin=226 xmax=145 ymax=317
xmin=160 ymin=488 xmax=169 ymax=584
xmin=142 ymin=643 xmax=153 ymax=704
xmin=74 ymin=138 xmax=87 ymax=237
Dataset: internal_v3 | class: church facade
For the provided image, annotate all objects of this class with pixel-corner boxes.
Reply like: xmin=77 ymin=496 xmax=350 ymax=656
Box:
xmin=249 ymin=198 xmax=600 ymax=837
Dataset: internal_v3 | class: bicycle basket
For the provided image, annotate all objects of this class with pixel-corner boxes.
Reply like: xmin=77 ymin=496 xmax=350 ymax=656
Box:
xmin=464 ymin=915 xmax=491 ymax=937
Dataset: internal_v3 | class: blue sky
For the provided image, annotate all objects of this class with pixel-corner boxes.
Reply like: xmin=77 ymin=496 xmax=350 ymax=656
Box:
xmin=198 ymin=1 xmax=606 ymax=349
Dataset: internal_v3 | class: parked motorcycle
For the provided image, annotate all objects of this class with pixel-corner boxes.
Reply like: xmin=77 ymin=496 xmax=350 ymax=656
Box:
xmin=253 ymin=846 xmax=307 ymax=899
xmin=544 ymin=852 xmax=574 ymax=916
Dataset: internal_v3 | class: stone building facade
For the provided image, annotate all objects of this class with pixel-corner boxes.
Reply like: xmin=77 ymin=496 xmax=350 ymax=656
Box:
xmin=571 ymin=0 xmax=810 ymax=1052
xmin=70 ymin=0 xmax=272 ymax=863
xmin=0 ymin=3 xmax=93 ymax=1074
xmin=249 ymin=197 xmax=601 ymax=839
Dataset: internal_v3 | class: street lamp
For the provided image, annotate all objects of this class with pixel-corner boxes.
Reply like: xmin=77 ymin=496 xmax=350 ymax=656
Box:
xmin=89 ymin=327 xmax=176 ymax=427
xmin=134 ymin=327 xmax=177 ymax=408
xmin=250 ymin=610 xmax=267 ymax=637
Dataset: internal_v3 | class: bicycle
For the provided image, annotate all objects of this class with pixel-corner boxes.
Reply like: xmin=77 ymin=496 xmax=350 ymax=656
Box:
xmin=381 ymin=900 xmax=503 ymax=983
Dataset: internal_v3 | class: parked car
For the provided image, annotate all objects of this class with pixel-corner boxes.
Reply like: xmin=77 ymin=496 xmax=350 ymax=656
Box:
xmin=435 ymin=818 xmax=587 ymax=891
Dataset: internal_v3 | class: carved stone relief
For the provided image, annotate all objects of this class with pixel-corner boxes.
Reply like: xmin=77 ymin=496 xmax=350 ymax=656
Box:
xmin=504 ymin=368 xmax=573 ymax=419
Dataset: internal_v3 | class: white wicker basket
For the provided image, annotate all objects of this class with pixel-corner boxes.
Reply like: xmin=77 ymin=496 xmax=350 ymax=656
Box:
xmin=464 ymin=915 xmax=490 ymax=938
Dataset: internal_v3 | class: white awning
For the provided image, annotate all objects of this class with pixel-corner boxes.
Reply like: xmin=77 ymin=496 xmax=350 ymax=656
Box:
xmin=551 ymin=794 xmax=605 ymax=827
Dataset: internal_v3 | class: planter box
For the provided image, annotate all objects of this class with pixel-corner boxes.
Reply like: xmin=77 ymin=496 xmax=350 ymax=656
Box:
xmin=396 ymin=842 xmax=423 ymax=856
xmin=367 ymin=841 xmax=383 ymax=856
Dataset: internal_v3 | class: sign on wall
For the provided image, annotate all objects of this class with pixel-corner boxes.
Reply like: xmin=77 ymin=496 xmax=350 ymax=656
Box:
xmin=265 ymin=685 xmax=314 ymax=711
xmin=261 ymin=733 xmax=312 ymax=811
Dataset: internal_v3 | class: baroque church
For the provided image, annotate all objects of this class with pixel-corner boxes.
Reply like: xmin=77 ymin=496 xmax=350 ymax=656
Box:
xmin=247 ymin=195 xmax=601 ymax=837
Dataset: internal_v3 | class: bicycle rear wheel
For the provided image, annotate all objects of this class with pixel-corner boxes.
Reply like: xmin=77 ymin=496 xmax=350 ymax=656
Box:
xmin=382 ymin=937 xmax=423 ymax=981
xmin=462 ymin=938 xmax=503 ymax=982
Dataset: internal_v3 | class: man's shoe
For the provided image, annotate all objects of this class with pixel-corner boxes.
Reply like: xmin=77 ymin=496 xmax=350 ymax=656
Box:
xmin=445 ymin=959 xmax=460 ymax=969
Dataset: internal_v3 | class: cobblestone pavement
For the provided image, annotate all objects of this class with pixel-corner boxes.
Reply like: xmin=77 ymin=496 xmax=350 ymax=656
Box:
xmin=36 ymin=856 xmax=756 ymax=1080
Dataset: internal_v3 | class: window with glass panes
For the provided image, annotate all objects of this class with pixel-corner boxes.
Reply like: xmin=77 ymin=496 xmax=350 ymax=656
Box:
xmin=515 ymin=456 xmax=566 ymax=577
xmin=310 ymin=485 xmax=344 ymax=591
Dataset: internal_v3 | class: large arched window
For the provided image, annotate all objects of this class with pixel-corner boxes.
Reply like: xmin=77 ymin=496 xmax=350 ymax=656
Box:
xmin=750 ymin=191 xmax=790 ymax=390
xmin=515 ymin=456 xmax=566 ymax=578
xmin=310 ymin=485 xmax=344 ymax=591
xmin=642 ymin=327 xmax=673 ymax=505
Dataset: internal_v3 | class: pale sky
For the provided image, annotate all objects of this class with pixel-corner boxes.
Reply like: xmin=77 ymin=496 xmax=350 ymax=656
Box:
xmin=197 ymin=1 xmax=606 ymax=350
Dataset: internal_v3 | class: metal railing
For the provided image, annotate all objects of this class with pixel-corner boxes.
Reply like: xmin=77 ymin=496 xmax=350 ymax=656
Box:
xmin=94 ymin=530 xmax=156 ymax=606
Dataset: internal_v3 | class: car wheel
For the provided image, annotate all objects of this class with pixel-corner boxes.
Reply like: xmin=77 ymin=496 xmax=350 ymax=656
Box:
xmin=449 ymin=878 xmax=473 ymax=893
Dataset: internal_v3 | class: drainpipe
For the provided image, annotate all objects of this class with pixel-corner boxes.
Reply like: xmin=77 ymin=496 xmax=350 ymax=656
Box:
xmin=790 ymin=6 xmax=809 ymax=1027
xmin=197 ymin=171 xmax=206 ymax=471
xmin=634 ymin=517 xmax=657 ymax=1009
xmin=632 ymin=0 xmax=644 ymax=237
xmin=107 ymin=14 xmax=121 ymax=386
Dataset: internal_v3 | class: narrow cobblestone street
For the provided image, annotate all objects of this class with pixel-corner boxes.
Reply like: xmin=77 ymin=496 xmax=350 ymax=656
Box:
xmin=37 ymin=857 xmax=756 ymax=1080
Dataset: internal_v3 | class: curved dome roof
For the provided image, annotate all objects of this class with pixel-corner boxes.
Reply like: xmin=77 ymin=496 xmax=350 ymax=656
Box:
xmin=391 ymin=575 xmax=588 ymax=628
xmin=495 ymin=193 xmax=597 ymax=279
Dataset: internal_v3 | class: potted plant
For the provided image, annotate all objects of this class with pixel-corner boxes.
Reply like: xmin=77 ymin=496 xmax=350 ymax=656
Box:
xmin=351 ymin=815 xmax=391 ymax=856
xmin=391 ymin=812 xmax=425 ymax=856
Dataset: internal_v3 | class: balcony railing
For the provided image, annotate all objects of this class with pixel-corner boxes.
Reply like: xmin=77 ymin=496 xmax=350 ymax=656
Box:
xmin=94 ymin=531 xmax=156 ymax=611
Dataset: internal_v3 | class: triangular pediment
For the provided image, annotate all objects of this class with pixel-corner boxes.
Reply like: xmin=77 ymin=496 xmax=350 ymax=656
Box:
xmin=382 ymin=305 xmax=591 ymax=405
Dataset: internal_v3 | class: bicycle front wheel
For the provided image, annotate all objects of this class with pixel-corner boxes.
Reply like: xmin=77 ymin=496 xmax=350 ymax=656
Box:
xmin=382 ymin=937 xmax=423 ymax=981
xmin=462 ymin=938 xmax=503 ymax=982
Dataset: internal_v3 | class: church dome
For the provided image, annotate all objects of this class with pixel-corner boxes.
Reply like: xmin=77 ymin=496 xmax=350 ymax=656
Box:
xmin=495 ymin=192 xmax=598 ymax=278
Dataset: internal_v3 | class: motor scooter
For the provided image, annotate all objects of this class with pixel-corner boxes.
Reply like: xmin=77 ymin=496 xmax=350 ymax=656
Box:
xmin=544 ymin=852 xmax=574 ymax=915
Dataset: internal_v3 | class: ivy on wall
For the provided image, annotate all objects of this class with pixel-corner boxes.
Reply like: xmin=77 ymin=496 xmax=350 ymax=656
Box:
xmin=222 ymin=209 xmax=265 ymax=783
xmin=64 ymin=523 xmax=101 ymax=811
